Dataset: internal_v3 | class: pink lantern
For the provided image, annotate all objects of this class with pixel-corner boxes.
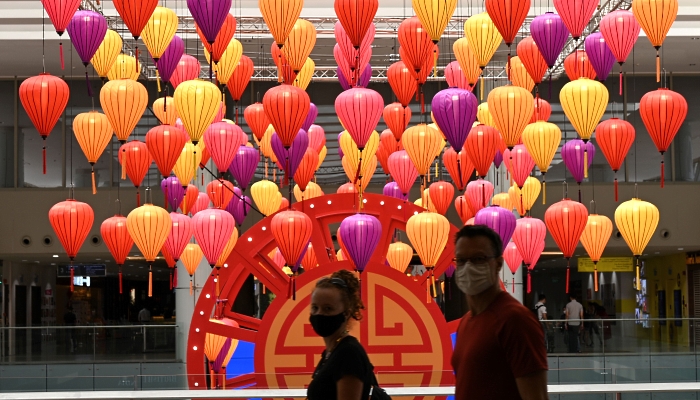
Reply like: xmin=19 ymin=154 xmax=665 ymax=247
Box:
xmin=190 ymin=192 xmax=211 ymax=216
xmin=503 ymin=241 xmax=522 ymax=293
xmin=600 ymin=10 xmax=641 ymax=95
xmin=204 ymin=122 xmax=247 ymax=175
xmin=335 ymin=88 xmax=384 ymax=150
xmin=505 ymin=144 xmax=535 ymax=188
xmin=163 ymin=212 xmax=193 ymax=261
xmin=192 ymin=208 xmax=235 ymax=267
xmin=465 ymin=179 xmax=494 ymax=214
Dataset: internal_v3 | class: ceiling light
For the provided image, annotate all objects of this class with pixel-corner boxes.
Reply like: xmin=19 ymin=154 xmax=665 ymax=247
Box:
xmin=52 ymin=255 xmax=59 ymax=258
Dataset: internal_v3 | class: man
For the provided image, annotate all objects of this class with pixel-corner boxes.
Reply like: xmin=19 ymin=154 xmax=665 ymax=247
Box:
xmin=451 ymin=225 xmax=548 ymax=400
xmin=138 ymin=306 xmax=151 ymax=323
xmin=565 ymin=294 xmax=584 ymax=353
xmin=535 ymin=294 xmax=553 ymax=353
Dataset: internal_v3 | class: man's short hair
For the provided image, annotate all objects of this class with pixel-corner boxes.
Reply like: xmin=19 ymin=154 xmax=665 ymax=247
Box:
xmin=454 ymin=224 xmax=503 ymax=257
xmin=569 ymin=293 xmax=576 ymax=300
xmin=538 ymin=294 xmax=546 ymax=301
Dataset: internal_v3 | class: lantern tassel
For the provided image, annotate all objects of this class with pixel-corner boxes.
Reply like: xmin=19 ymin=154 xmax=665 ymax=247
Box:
xmin=426 ymin=279 xmax=431 ymax=303
xmin=85 ymin=70 xmax=93 ymax=97
xmin=619 ymin=65 xmax=623 ymax=96
xmin=431 ymin=270 xmax=436 ymax=299
xmin=584 ymin=149 xmax=588 ymax=178
xmin=614 ymin=177 xmax=619 ymax=202
xmin=216 ymin=271 xmax=220 ymax=298
xmin=565 ymin=261 xmax=570 ymax=294
xmin=70 ymin=265 xmax=74 ymax=292
xmin=278 ymin=54 xmax=283 ymax=83
xmin=656 ymin=50 xmax=660 ymax=83
xmin=173 ymin=266 xmax=178 ymax=288
xmin=222 ymin=368 xmax=226 ymax=390
xmin=136 ymin=190 xmax=141 ymax=207
xmin=661 ymin=160 xmax=665 ymax=188
xmin=549 ymin=72 xmax=552 ymax=100
xmin=202 ymin=170 xmax=204 ymax=185
xmin=121 ymin=149 xmax=127 ymax=180
xmin=148 ymin=265 xmax=153 ymax=297
xmin=594 ymin=266 xmax=599 ymax=292
xmin=527 ymin=270 xmax=532 ymax=294
xmin=433 ymin=49 xmax=438 ymax=78
xmin=512 ymin=273 xmax=515 ymax=293
xmin=507 ymin=51 xmax=511 ymax=82
xmin=578 ymin=187 xmax=581 ymax=203
xmin=60 ymin=42 xmax=64 ymax=70
xmin=480 ymin=75 xmax=484 ymax=101
xmin=542 ymin=178 xmax=546 ymax=204
xmin=42 ymin=140 xmax=46 ymax=175
xmin=156 ymin=69 xmax=161 ymax=92
xmin=636 ymin=257 xmax=641 ymax=291
xmin=91 ymin=168 xmax=96 ymax=195
xmin=119 ymin=267 xmax=122 ymax=294
xmin=169 ymin=271 xmax=173 ymax=291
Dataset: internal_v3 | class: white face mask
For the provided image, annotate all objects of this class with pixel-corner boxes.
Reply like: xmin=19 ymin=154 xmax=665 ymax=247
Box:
xmin=455 ymin=262 xmax=495 ymax=296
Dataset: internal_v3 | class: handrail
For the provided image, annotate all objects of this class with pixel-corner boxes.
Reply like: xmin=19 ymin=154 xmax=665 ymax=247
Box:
xmin=3 ymin=383 xmax=700 ymax=399
xmin=0 ymin=325 xmax=176 ymax=330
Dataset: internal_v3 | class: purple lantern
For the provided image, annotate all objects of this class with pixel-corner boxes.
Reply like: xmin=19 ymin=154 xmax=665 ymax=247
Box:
xmin=228 ymin=145 xmax=259 ymax=191
xmin=271 ymin=130 xmax=308 ymax=178
xmin=494 ymin=150 xmax=504 ymax=169
xmin=561 ymin=139 xmax=595 ymax=184
xmin=431 ymin=88 xmax=478 ymax=151
xmin=187 ymin=0 xmax=232 ymax=44
xmin=156 ymin=36 xmax=185 ymax=85
xmin=359 ymin=64 xmax=372 ymax=88
xmin=229 ymin=195 xmax=252 ymax=226
xmin=337 ymin=132 xmax=345 ymax=158
xmin=302 ymin=103 xmax=318 ymax=132
xmin=383 ymin=181 xmax=409 ymax=201
xmin=292 ymin=240 xmax=311 ymax=273
xmin=224 ymin=185 xmax=242 ymax=214
xmin=445 ymin=264 xmax=456 ymax=278
xmin=338 ymin=214 xmax=383 ymax=272
xmin=211 ymin=338 xmax=231 ymax=373
xmin=338 ymin=66 xmax=352 ymax=90
xmin=161 ymin=176 xmax=185 ymax=211
xmin=66 ymin=11 xmax=108 ymax=67
xmin=584 ymin=32 xmax=616 ymax=82
xmin=530 ymin=12 xmax=570 ymax=68
xmin=474 ymin=206 xmax=517 ymax=246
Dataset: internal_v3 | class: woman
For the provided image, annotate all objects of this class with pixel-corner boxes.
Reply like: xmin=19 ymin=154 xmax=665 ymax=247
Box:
xmin=307 ymin=270 xmax=373 ymax=400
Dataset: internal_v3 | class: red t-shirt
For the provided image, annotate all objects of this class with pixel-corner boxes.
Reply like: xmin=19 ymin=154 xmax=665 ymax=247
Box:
xmin=451 ymin=291 xmax=548 ymax=400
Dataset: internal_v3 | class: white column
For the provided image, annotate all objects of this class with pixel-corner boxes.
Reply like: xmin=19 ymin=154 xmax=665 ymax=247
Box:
xmin=175 ymin=257 xmax=214 ymax=363
xmin=501 ymin=264 xmax=524 ymax=304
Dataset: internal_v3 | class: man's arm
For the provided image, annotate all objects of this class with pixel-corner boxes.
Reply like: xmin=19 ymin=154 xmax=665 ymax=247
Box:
xmin=516 ymin=370 xmax=549 ymax=400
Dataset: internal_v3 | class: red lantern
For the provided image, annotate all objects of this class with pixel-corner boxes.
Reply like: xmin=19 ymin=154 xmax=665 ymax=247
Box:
xmin=279 ymin=197 xmax=290 ymax=211
xmin=119 ymin=141 xmax=153 ymax=206
xmin=196 ymin=13 xmax=236 ymax=63
xmin=193 ymin=209 xmax=236 ymax=267
xmin=398 ymin=17 xmax=433 ymax=75
xmin=465 ymin=179 xmax=494 ymax=214
xmin=206 ymin=179 xmax=235 ymax=209
xmin=163 ymin=212 xmax=193 ymax=262
xmin=181 ymin=184 xmax=200 ymax=214
xmin=544 ymin=199 xmax=588 ymax=293
xmin=19 ymin=74 xmax=70 ymax=174
xmin=464 ymin=124 xmax=499 ymax=178
xmin=383 ymin=102 xmax=412 ymax=142
xmin=443 ymin=146 xmax=474 ymax=192
xmin=170 ymin=55 xmax=201 ymax=90
xmin=505 ymin=144 xmax=535 ymax=189
xmin=377 ymin=129 xmax=400 ymax=175
xmin=263 ymin=85 xmax=310 ymax=148
xmin=101 ymin=214 xmax=133 ymax=294
xmin=444 ymin=61 xmax=472 ymax=91
xmin=49 ymin=199 xmax=94 ymax=291
xmin=161 ymin=246 xmax=177 ymax=290
xmin=387 ymin=150 xmax=419 ymax=196
xmin=553 ymin=0 xmax=598 ymax=40
xmin=243 ymin=103 xmax=270 ymax=142
xmin=337 ymin=182 xmax=358 ymax=194
xmin=403 ymin=44 xmax=439 ymax=86
xmin=387 ymin=61 xmax=418 ymax=108
xmin=531 ymin=98 xmax=552 ymax=123
xmin=112 ymin=0 xmax=158 ymax=40
xmin=564 ymin=50 xmax=597 ymax=81
xmin=516 ymin=36 xmax=548 ymax=94
xmin=639 ymin=88 xmax=688 ymax=188
xmin=272 ymin=42 xmax=297 ymax=84
xmin=596 ymin=118 xmax=635 ymax=200
xmin=485 ymin=0 xmax=530 ymax=77
xmin=271 ymin=210 xmax=314 ymax=298
xmin=503 ymin=241 xmax=522 ymax=292
xmin=146 ymin=125 xmax=188 ymax=178
xmin=227 ymin=55 xmax=254 ymax=107
xmin=428 ymin=181 xmax=455 ymax=215
xmin=204 ymin=122 xmax=247 ymax=175
xmin=455 ymin=195 xmax=475 ymax=225
xmin=334 ymin=0 xmax=378 ymax=48
xmin=294 ymin=148 xmax=319 ymax=192
xmin=335 ymin=88 xmax=384 ymax=150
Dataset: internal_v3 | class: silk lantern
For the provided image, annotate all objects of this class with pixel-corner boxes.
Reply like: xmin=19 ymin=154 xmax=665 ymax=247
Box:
xmin=383 ymin=103 xmax=412 ymax=142
xmin=101 ymin=214 xmax=133 ymax=294
xmin=156 ymin=36 xmax=185 ymax=88
xmin=407 ymin=212 xmax=450 ymax=301
xmin=443 ymin=146 xmax=474 ymax=192
xmin=335 ymin=88 xmax=384 ymax=150
xmin=292 ymin=57 xmax=314 ymax=91
xmin=506 ymin=144 xmax=535 ymax=189
xmin=466 ymin=179 xmax=494 ymax=214
xmin=19 ymin=74 xmax=70 ymax=174
xmin=492 ymin=192 xmax=514 ymax=211
xmin=335 ymin=0 xmax=378 ymax=48
xmin=259 ymin=0 xmax=303 ymax=48
xmin=387 ymin=242 xmax=413 ymax=273
xmin=227 ymin=56 xmax=254 ymax=115
xmin=174 ymin=80 xmax=221 ymax=144
xmin=294 ymin=182 xmax=324 ymax=202
xmin=294 ymin=148 xmax=319 ymax=192
xmin=197 ymin=13 xmax=236 ymax=66
xmin=431 ymin=88 xmax=478 ymax=151
xmin=228 ymin=146 xmax=259 ymax=192
xmin=107 ymin=54 xmax=141 ymax=81
xmin=584 ymin=32 xmax=616 ymax=82
xmin=146 ymin=125 xmax=188 ymax=179
xmin=600 ymin=10 xmax=641 ymax=94
xmin=228 ymin=195 xmax=252 ymax=226
xmin=41 ymin=0 xmax=81 ymax=67
xmin=553 ymin=0 xmax=598 ymax=40
xmin=580 ymin=212 xmax=613 ymax=291
xmin=561 ymin=139 xmax=595 ymax=198
xmin=73 ymin=111 xmax=112 ymax=194
xmin=339 ymin=214 xmax=382 ymax=273
xmin=398 ymin=17 xmax=434 ymax=75
xmin=513 ymin=216 xmax=547 ymax=268
xmin=189 ymin=0 xmax=232 ymax=48
xmin=596 ymin=118 xmax=635 ymax=201
xmin=639 ymin=88 xmax=688 ymax=188
xmin=271 ymin=130 xmax=309 ymax=179
xmin=475 ymin=206 xmax=517 ymax=245
xmin=193 ymin=208 xmax=235 ymax=275
xmin=251 ymin=180 xmax=281 ymax=216
xmin=161 ymin=177 xmax=185 ymax=211
xmin=560 ymin=78 xmax=609 ymax=145
xmin=455 ymin=195 xmax=474 ymax=224
xmin=531 ymin=98 xmax=552 ymax=123
xmin=49 ymin=199 xmax=94 ymax=291
xmin=633 ymin=0 xmax=678 ymax=81
xmin=281 ymin=19 xmax=316 ymax=73
xmin=271 ymin=210 xmax=313 ymax=298
xmin=91 ymin=30 xmax=122 ymax=79
xmin=206 ymin=179 xmax=235 ymax=209
xmin=170 ymin=55 xmax=201 ymax=89
xmin=204 ymin=123 xmax=247 ymax=175
xmin=510 ymin=56 xmax=535 ymax=91
xmin=301 ymin=242 xmax=317 ymax=270
xmin=66 ymin=10 xmax=108 ymax=93
xmin=485 ymin=0 xmax=530 ymax=49
xmin=383 ymin=181 xmax=408 ymax=201
xmin=173 ymin=142 xmax=202 ymax=188
xmin=503 ymin=241 xmax=522 ymax=293
xmin=127 ymin=203 xmax=171 ymax=297
xmin=564 ymin=50 xmax=597 ymax=81
xmin=402 ymin=124 xmax=442 ymax=178
xmin=415 ymin=189 xmax=437 ymax=213
xmin=100 ymin=79 xmax=148 ymax=143
xmin=245 ymin=103 xmax=271 ymax=142
xmin=307 ymin=125 xmax=326 ymax=153
xmin=141 ymin=6 xmax=178 ymax=61
xmin=464 ymin=13 xmax=503 ymax=69
xmin=153 ymin=97 xmax=178 ymax=125
xmin=163 ymin=212 xmax=193 ymax=264
xmin=190 ymin=192 xmax=212 ymax=216
xmin=452 ymin=38 xmax=483 ymax=89
xmin=488 ymin=85 xmax=533 ymax=149
xmin=339 ymin=182 xmax=359 ymax=195
xmin=263 ymin=85 xmax=310 ymax=148
xmin=615 ymin=197 xmax=659 ymax=290
xmin=388 ymin=61 xmax=418 ymax=107
xmin=465 ymin=124 xmax=499 ymax=178
xmin=213 ymin=38 xmax=244 ymax=87
xmin=413 ymin=0 xmax=457 ymax=46
xmin=516 ymin=36 xmax=548 ymax=93
xmin=181 ymin=184 xmax=200 ymax=214
xmin=429 ymin=181 xmax=455 ymax=215
xmin=544 ymin=198 xmax=588 ymax=292
xmin=509 ymin=177 xmax=541 ymax=217
xmin=181 ymin=243 xmax=204 ymax=294
xmin=522 ymin=121 xmax=561 ymax=202
xmin=112 ymin=0 xmax=158 ymax=40
xmin=388 ymin=150 xmax=419 ymax=196
xmin=530 ymin=12 xmax=569 ymax=69
xmin=476 ymin=102 xmax=496 ymax=128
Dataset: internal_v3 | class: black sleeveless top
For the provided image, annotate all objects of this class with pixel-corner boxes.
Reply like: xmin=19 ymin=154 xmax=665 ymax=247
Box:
xmin=307 ymin=335 xmax=372 ymax=400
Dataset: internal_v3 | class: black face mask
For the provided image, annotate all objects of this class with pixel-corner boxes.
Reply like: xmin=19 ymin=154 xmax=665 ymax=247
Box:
xmin=309 ymin=312 xmax=346 ymax=337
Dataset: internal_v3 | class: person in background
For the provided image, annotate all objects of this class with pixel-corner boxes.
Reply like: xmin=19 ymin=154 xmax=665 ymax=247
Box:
xmin=137 ymin=306 xmax=151 ymax=323
xmin=306 ymin=270 xmax=374 ymax=400
xmin=535 ymin=294 xmax=553 ymax=353
xmin=565 ymin=294 xmax=584 ymax=353
xmin=63 ymin=306 xmax=76 ymax=354
xmin=452 ymin=225 xmax=548 ymax=400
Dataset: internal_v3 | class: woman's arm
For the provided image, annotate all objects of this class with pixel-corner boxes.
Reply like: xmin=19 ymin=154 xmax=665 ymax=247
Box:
xmin=336 ymin=375 xmax=364 ymax=400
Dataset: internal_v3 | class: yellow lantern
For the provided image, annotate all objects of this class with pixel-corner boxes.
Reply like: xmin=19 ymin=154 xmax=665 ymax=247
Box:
xmin=510 ymin=56 xmax=534 ymax=92
xmin=415 ymin=189 xmax=437 ymax=212
xmin=251 ymin=180 xmax=282 ymax=216
xmin=259 ymin=125 xmax=276 ymax=159
xmin=281 ymin=19 xmax=317 ymax=73
xmin=615 ymin=198 xmax=659 ymax=290
xmin=521 ymin=121 xmax=561 ymax=203
xmin=560 ymin=78 xmax=608 ymax=142
xmin=401 ymin=124 xmax=442 ymax=177
xmin=173 ymin=80 xmax=221 ymax=144
xmin=293 ymin=57 xmax=315 ymax=91
xmin=508 ymin=178 xmax=541 ymax=216
xmin=387 ymin=242 xmax=413 ymax=273
xmin=215 ymin=38 xmax=244 ymax=86
xmin=492 ymin=192 xmax=514 ymax=211
xmin=341 ymin=155 xmax=377 ymax=192
xmin=476 ymin=102 xmax=496 ymax=128
xmin=181 ymin=243 xmax=203 ymax=294
xmin=317 ymin=146 xmax=327 ymax=169
xmin=107 ymin=54 xmax=141 ymax=81
xmin=172 ymin=142 xmax=202 ymax=187
xmin=580 ymin=214 xmax=613 ymax=291
xmin=452 ymin=38 xmax=483 ymax=88
xmin=464 ymin=13 xmax=503 ymax=68
xmin=293 ymin=182 xmax=324 ymax=202
xmin=428 ymin=121 xmax=445 ymax=140
xmin=73 ymin=111 xmax=112 ymax=194
xmin=126 ymin=203 xmax=171 ymax=297
xmin=141 ymin=6 xmax=178 ymax=60
xmin=153 ymin=96 xmax=178 ymax=126
xmin=487 ymin=85 xmax=534 ymax=149
xmin=91 ymin=30 xmax=122 ymax=78
xmin=259 ymin=0 xmax=303 ymax=48
xmin=215 ymin=229 xmax=239 ymax=268
xmin=413 ymin=0 xmax=457 ymax=43
xmin=406 ymin=211 xmax=450 ymax=302
xmin=339 ymin=130 xmax=379 ymax=174
xmin=100 ymin=79 xmax=148 ymax=143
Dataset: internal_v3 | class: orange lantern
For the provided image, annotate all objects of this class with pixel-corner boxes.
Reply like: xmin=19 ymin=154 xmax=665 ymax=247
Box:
xmin=428 ymin=181 xmax=455 ymax=215
xmin=632 ymin=0 xmax=678 ymax=82
xmin=100 ymin=79 xmax=148 ymax=143
xmin=387 ymin=61 xmax=418 ymax=108
xmin=516 ymin=36 xmax=548 ymax=91
xmin=146 ymin=125 xmax=188 ymax=179
xmin=127 ymin=203 xmax=171 ymax=297
xmin=455 ymin=195 xmax=475 ymax=224
xmin=244 ymin=103 xmax=270 ymax=142
xmin=181 ymin=243 xmax=204 ymax=295
xmin=492 ymin=192 xmax=514 ymax=211
xmin=206 ymin=179 xmax=235 ymax=210
xmin=281 ymin=19 xmax=316 ymax=73
xmin=384 ymin=102 xmax=412 ymax=142
xmin=387 ymin=242 xmax=413 ymax=273
xmin=443 ymin=146 xmax=474 ymax=192
xmin=464 ymin=124 xmax=499 ymax=179
xmin=510 ymin=56 xmax=535 ymax=92
xmin=294 ymin=148 xmax=319 ymax=192
xmin=452 ymin=37 xmax=483 ymax=89
xmin=263 ymin=85 xmax=310 ymax=148
xmin=580 ymin=212 xmax=613 ymax=291
xmin=301 ymin=242 xmax=317 ymax=270
xmin=487 ymin=85 xmax=534 ymax=149
xmin=73 ymin=111 xmax=112 ymax=194
xmin=294 ymin=181 xmax=324 ymax=202
xmin=181 ymin=184 xmax=200 ymax=214
xmin=402 ymin=124 xmax=442 ymax=177
xmin=259 ymin=0 xmax=303 ymax=48
xmin=153 ymin=97 xmax=178 ymax=126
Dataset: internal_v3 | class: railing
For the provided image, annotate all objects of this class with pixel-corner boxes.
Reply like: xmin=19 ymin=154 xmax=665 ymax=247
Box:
xmin=0 ymin=325 xmax=177 ymax=363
